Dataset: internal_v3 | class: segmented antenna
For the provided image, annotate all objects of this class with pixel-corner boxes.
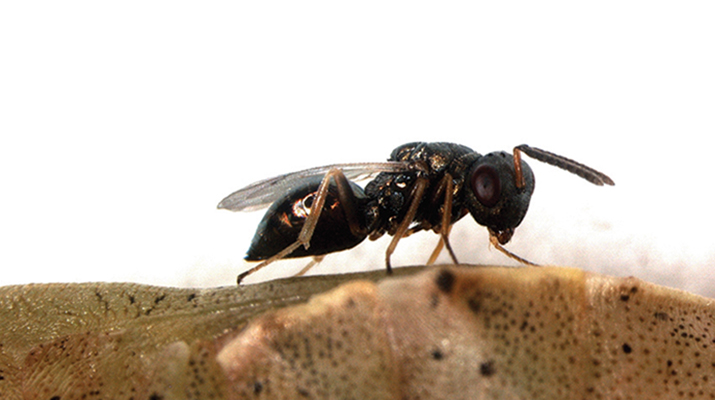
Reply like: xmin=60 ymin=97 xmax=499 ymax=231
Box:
xmin=514 ymin=144 xmax=615 ymax=187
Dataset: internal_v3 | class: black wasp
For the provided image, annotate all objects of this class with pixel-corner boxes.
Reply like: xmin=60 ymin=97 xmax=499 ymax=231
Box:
xmin=218 ymin=142 xmax=614 ymax=283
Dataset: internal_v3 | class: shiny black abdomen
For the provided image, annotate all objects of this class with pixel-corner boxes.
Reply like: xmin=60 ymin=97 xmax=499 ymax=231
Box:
xmin=245 ymin=177 xmax=370 ymax=260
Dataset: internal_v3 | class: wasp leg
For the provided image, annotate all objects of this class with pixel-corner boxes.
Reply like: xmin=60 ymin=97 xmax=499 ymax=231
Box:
xmin=427 ymin=239 xmax=444 ymax=265
xmin=237 ymin=168 xmax=364 ymax=284
xmin=298 ymin=168 xmax=366 ymax=247
xmin=427 ymin=173 xmax=459 ymax=265
xmin=237 ymin=242 xmax=303 ymax=283
xmin=488 ymin=232 xmax=539 ymax=266
xmin=427 ymin=229 xmax=459 ymax=266
xmin=384 ymin=176 xmax=429 ymax=274
xmin=295 ymin=256 xmax=325 ymax=277
xmin=425 ymin=175 xmax=448 ymax=265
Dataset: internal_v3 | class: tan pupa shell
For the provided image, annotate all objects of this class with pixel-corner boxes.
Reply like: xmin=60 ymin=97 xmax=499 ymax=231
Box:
xmin=1 ymin=266 xmax=713 ymax=399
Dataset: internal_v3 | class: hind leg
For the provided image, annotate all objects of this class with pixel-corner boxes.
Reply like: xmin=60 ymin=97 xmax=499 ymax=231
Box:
xmin=237 ymin=168 xmax=363 ymax=284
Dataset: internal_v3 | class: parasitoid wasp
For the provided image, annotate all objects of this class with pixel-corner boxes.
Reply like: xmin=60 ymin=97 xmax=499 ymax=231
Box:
xmin=218 ymin=142 xmax=614 ymax=283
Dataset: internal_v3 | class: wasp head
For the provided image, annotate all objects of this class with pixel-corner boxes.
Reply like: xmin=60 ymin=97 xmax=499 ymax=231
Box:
xmin=464 ymin=151 xmax=535 ymax=244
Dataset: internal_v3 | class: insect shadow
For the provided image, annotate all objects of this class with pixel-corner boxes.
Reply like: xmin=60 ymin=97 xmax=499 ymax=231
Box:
xmin=218 ymin=142 xmax=614 ymax=283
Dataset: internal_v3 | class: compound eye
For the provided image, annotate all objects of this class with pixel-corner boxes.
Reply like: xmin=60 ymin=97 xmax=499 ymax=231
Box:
xmin=471 ymin=164 xmax=501 ymax=207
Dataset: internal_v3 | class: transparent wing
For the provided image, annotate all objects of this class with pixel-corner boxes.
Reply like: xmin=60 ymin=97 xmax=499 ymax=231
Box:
xmin=217 ymin=161 xmax=412 ymax=212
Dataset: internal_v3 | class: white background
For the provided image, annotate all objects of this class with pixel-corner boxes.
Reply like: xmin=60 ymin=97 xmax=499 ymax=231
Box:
xmin=2 ymin=2 xmax=714 ymax=297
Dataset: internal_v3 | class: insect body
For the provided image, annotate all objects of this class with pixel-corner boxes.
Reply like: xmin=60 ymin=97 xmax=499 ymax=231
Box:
xmin=218 ymin=142 xmax=614 ymax=283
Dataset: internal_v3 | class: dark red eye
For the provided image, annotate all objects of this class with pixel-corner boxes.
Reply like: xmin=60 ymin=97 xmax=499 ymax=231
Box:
xmin=471 ymin=164 xmax=501 ymax=207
